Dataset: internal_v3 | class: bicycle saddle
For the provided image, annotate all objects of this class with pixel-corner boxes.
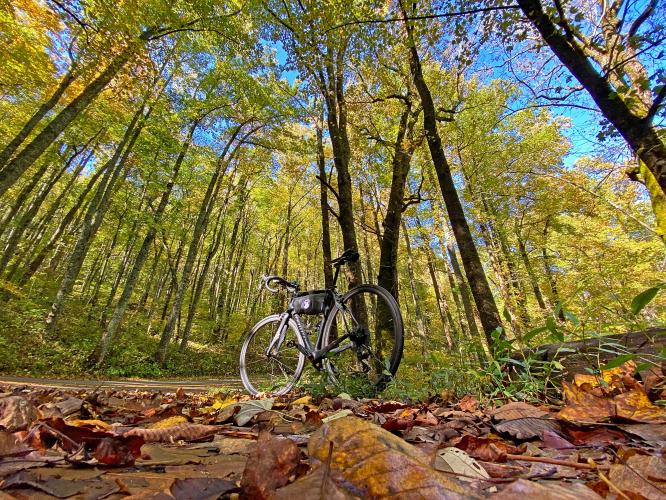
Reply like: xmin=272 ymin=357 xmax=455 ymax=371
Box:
xmin=331 ymin=249 xmax=360 ymax=266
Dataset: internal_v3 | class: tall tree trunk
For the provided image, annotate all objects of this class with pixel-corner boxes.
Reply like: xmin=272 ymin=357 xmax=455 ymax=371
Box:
xmin=0 ymin=69 xmax=75 ymax=171
xmin=416 ymin=215 xmax=454 ymax=349
xmin=376 ymin=101 xmax=418 ymax=300
xmin=401 ymin=219 xmax=427 ymax=347
xmin=155 ymin=126 xmax=242 ymax=364
xmin=0 ymin=44 xmax=138 ymax=198
xmin=0 ymin=153 xmax=74 ymax=274
xmin=89 ymin=118 xmax=187 ymax=364
xmin=516 ymin=231 xmax=547 ymax=310
xmin=400 ymin=4 xmax=503 ymax=345
xmin=542 ymin=215 xmax=565 ymax=320
xmin=320 ymin=42 xmax=363 ymax=290
xmin=44 ymin=103 xmax=147 ymax=335
xmin=17 ymin=155 xmax=108 ymax=284
xmin=316 ymin=124 xmax=334 ymax=289
xmin=0 ymin=162 xmax=50 ymax=239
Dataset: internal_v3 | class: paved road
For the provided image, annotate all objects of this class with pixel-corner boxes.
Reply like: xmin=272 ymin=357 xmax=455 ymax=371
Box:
xmin=0 ymin=375 xmax=243 ymax=393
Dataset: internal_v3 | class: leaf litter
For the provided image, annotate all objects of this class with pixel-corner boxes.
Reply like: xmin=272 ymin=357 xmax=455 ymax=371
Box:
xmin=0 ymin=361 xmax=664 ymax=499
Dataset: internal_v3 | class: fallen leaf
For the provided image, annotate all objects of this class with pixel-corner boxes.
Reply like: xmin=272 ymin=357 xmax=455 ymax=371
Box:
xmin=292 ymin=395 xmax=312 ymax=406
xmin=322 ymin=409 xmax=353 ymax=423
xmin=492 ymin=478 xmax=602 ymax=499
xmin=137 ymin=443 xmax=212 ymax=465
xmin=234 ymin=399 xmax=274 ymax=426
xmin=618 ymin=423 xmax=666 ymax=443
xmin=273 ymin=465 xmax=352 ymax=499
xmin=67 ymin=419 xmax=113 ymax=431
xmin=608 ymin=454 xmax=666 ymax=499
xmin=455 ymin=435 xmax=525 ymax=462
xmin=542 ymin=430 xmax=575 ymax=449
xmin=149 ymin=415 xmax=189 ymax=429
xmin=94 ymin=436 xmax=143 ymax=466
xmin=435 ymin=447 xmax=490 ymax=481
xmin=557 ymin=382 xmax=614 ymax=422
xmin=308 ymin=416 xmax=465 ymax=498
xmin=458 ymin=395 xmax=479 ymax=413
xmin=564 ymin=427 xmax=627 ymax=446
xmin=0 ymin=470 xmax=84 ymax=498
xmin=493 ymin=417 xmax=562 ymax=440
xmin=55 ymin=397 xmax=83 ymax=417
xmin=490 ymin=402 xmax=549 ymax=421
xmin=240 ymin=434 xmax=301 ymax=499
xmin=0 ymin=432 xmax=32 ymax=458
xmin=0 ymin=397 xmax=39 ymax=432
xmin=573 ymin=360 xmax=637 ymax=390
xmin=170 ymin=477 xmax=238 ymax=499
xmin=125 ymin=423 xmax=218 ymax=442
xmin=614 ymin=387 xmax=666 ymax=423
xmin=478 ymin=461 xmax=527 ymax=479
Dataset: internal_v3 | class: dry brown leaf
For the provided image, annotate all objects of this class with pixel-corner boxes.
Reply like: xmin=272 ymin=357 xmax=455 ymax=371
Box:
xmin=618 ymin=423 xmax=666 ymax=443
xmin=124 ymin=423 xmax=218 ymax=442
xmin=458 ymin=395 xmax=479 ymax=413
xmin=273 ymin=465 xmax=353 ymax=499
xmin=455 ymin=435 xmax=525 ymax=462
xmin=542 ymin=430 xmax=575 ymax=450
xmin=614 ymin=387 xmax=666 ymax=423
xmin=170 ymin=477 xmax=238 ymax=499
xmin=0 ymin=470 xmax=85 ymax=498
xmin=493 ymin=417 xmax=562 ymax=440
xmin=0 ymin=397 xmax=40 ymax=432
xmin=557 ymin=381 xmax=614 ymax=422
xmin=490 ymin=402 xmax=550 ymax=421
xmin=308 ymin=416 xmax=466 ymax=498
xmin=564 ymin=427 xmax=627 ymax=446
xmin=0 ymin=432 xmax=32 ymax=458
xmin=67 ymin=419 xmax=113 ymax=431
xmin=240 ymin=433 xmax=301 ymax=499
xmin=491 ymin=478 xmax=602 ymax=499
xmin=608 ymin=455 xmax=666 ymax=499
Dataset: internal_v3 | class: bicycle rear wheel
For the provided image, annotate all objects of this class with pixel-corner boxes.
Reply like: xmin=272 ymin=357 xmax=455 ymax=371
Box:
xmin=239 ymin=314 xmax=306 ymax=396
xmin=321 ymin=284 xmax=403 ymax=391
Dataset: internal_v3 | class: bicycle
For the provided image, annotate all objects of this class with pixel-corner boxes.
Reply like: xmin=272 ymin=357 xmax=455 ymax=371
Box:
xmin=239 ymin=249 xmax=404 ymax=396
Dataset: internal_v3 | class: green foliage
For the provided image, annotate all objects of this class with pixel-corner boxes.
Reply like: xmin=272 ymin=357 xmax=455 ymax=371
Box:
xmin=631 ymin=283 xmax=666 ymax=316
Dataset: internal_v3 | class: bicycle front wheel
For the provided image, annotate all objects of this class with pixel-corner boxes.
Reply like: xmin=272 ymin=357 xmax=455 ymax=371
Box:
xmin=321 ymin=284 xmax=404 ymax=391
xmin=239 ymin=314 xmax=306 ymax=396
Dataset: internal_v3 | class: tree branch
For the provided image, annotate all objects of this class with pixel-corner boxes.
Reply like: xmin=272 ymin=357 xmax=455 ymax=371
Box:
xmin=645 ymin=83 xmax=666 ymax=123
xmin=316 ymin=174 xmax=340 ymax=202
xmin=323 ymin=5 xmax=520 ymax=34
xmin=628 ymin=0 xmax=657 ymax=38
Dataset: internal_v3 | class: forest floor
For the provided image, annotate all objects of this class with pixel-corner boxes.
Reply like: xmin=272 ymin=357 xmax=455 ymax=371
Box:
xmin=0 ymin=361 xmax=665 ymax=499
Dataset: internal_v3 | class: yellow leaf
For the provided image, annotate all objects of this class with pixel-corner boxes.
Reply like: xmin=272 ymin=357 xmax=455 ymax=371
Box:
xmin=308 ymin=416 xmax=465 ymax=497
xmin=573 ymin=360 xmax=637 ymax=389
xmin=292 ymin=395 xmax=312 ymax=406
xmin=149 ymin=416 xmax=188 ymax=429
xmin=213 ymin=397 xmax=238 ymax=410
xmin=68 ymin=419 xmax=112 ymax=431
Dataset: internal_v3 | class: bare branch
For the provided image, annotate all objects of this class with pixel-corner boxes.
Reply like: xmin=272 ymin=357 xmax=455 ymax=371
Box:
xmin=645 ymin=83 xmax=666 ymax=123
xmin=628 ymin=0 xmax=657 ymax=38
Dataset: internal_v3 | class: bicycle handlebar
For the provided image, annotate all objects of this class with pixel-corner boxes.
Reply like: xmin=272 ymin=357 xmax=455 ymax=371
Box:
xmin=259 ymin=275 xmax=298 ymax=294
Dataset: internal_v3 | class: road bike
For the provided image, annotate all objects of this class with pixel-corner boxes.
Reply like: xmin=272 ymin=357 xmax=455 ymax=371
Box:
xmin=239 ymin=249 xmax=404 ymax=396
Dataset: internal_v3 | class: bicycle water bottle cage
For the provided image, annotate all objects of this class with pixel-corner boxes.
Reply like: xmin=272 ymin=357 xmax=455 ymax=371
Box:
xmin=290 ymin=290 xmax=332 ymax=315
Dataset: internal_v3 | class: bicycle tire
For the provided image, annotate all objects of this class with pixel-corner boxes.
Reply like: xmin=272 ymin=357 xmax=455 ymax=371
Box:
xmin=239 ymin=314 xmax=306 ymax=396
xmin=320 ymin=284 xmax=404 ymax=390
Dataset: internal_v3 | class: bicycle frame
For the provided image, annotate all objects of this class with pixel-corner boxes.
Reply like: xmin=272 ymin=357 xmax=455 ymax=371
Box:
xmin=264 ymin=264 xmax=359 ymax=368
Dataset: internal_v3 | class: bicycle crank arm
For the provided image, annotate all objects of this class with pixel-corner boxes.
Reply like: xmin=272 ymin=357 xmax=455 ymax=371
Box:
xmin=310 ymin=333 xmax=351 ymax=363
